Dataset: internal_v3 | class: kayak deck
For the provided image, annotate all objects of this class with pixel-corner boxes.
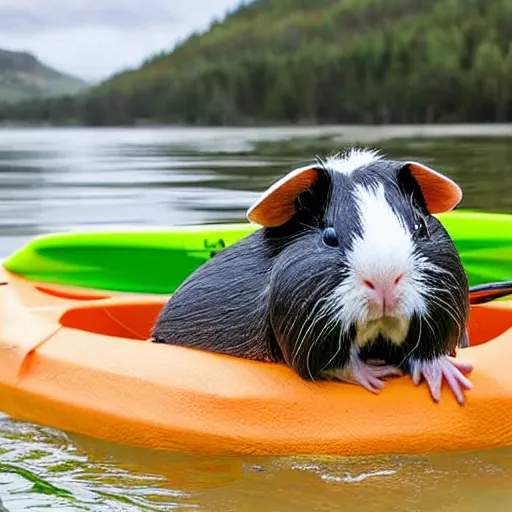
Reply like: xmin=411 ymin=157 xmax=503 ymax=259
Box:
xmin=1 ymin=266 xmax=512 ymax=457
xmin=3 ymin=211 xmax=512 ymax=294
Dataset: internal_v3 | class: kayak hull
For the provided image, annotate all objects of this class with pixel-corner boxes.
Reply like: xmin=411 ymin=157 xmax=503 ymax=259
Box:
xmin=1 ymin=266 xmax=512 ymax=457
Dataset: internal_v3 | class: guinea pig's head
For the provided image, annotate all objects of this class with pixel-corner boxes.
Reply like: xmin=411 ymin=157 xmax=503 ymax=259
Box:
xmin=247 ymin=148 xmax=468 ymax=376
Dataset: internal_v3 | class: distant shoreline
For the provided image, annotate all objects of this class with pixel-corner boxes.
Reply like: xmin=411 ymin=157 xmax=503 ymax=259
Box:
xmin=1 ymin=122 xmax=512 ymax=139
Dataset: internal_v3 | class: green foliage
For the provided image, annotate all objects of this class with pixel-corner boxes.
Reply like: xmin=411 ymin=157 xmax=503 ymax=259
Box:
xmin=2 ymin=0 xmax=512 ymax=125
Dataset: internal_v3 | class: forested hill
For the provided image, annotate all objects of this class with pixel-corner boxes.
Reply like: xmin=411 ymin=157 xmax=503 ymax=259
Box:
xmin=2 ymin=0 xmax=512 ymax=125
xmin=0 ymin=49 xmax=88 ymax=104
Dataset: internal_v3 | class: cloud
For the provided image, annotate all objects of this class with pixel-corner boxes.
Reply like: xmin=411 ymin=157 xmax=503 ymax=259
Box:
xmin=0 ymin=0 xmax=242 ymax=81
xmin=0 ymin=0 xmax=176 ymax=32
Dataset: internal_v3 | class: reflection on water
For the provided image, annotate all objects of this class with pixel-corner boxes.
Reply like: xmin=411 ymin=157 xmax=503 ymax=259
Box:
xmin=3 ymin=413 xmax=512 ymax=512
xmin=0 ymin=125 xmax=512 ymax=511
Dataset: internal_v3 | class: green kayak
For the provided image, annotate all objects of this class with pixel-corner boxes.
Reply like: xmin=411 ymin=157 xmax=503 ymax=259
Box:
xmin=3 ymin=210 xmax=512 ymax=294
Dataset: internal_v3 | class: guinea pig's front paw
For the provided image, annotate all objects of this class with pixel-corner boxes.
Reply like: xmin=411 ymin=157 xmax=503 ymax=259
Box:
xmin=324 ymin=355 xmax=403 ymax=394
xmin=409 ymin=356 xmax=473 ymax=405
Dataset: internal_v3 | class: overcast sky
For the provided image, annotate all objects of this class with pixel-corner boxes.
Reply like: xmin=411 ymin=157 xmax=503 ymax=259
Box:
xmin=0 ymin=0 xmax=242 ymax=83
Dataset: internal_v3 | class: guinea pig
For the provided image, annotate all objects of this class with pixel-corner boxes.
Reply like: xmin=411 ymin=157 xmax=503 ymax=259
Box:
xmin=151 ymin=148 xmax=473 ymax=404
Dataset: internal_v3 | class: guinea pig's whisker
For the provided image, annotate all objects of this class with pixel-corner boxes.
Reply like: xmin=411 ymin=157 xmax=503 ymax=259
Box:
xmin=305 ymin=315 xmax=339 ymax=380
xmin=317 ymin=324 xmax=344 ymax=375
xmin=289 ymin=279 xmax=333 ymax=319
xmin=290 ymin=293 xmax=333 ymax=368
xmin=427 ymin=285 xmax=465 ymax=314
xmin=314 ymin=155 xmax=328 ymax=168
xmin=288 ymin=297 xmax=325 ymax=341
xmin=422 ymin=261 xmax=459 ymax=283
xmin=289 ymin=277 xmax=339 ymax=370
xmin=268 ymin=269 xmax=330 ymax=335
xmin=424 ymin=303 xmax=456 ymax=345
xmin=427 ymin=299 xmax=462 ymax=333
xmin=309 ymin=304 xmax=338 ymax=345
xmin=427 ymin=286 xmax=464 ymax=313
xmin=291 ymin=318 xmax=320 ymax=370
xmin=296 ymin=220 xmax=318 ymax=232
xmin=305 ymin=292 xmax=354 ymax=374
xmin=422 ymin=311 xmax=438 ymax=340
xmin=427 ymin=295 xmax=464 ymax=335
xmin=429 ymin=272 xmax=460 ymax=296
xmin=408 ymin=190 xmax=416 ymax=211
xmin=423 ymin=284 xmax=465 ymax=319
xmin=398 ymin=315 xmax=423 ymax=367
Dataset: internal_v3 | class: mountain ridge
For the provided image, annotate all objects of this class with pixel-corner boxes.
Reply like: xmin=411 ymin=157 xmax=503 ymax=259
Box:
xmin=0 ymin=48 xmax=88 ymax=104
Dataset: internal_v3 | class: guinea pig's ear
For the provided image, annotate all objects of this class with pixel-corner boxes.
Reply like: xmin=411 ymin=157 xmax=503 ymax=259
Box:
xmin=246 ymin=165 xmax=320 ymax=226
xmin=404 ymin=161 xmax=462 ymax=214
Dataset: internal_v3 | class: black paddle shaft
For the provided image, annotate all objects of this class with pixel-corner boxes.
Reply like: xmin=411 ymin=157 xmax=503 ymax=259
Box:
xmin=469 ymin=280 xmax=512 ymax=305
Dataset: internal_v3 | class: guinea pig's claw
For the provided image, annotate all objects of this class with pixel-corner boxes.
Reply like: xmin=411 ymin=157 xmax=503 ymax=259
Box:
xmin=354 ymin=362 xmax=403 ymax=394
xmin=410 ymin=356 xmax=473 ymax=405
xmin=325 ymin=357 xmax=403 ymax=394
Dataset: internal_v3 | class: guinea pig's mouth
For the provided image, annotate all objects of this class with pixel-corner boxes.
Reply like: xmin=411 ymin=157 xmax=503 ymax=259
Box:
xmin=365 ymin=301 xmax=403 ymax=320
xmin=366 ymin=315 xmax=406 ymax=327
xmin=356 ymin=315 xmax=410 ymax=346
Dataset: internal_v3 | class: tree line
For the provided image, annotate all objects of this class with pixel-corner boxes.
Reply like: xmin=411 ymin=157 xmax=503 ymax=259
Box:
xmin=1 ymin=0 xmax=511 ymax=126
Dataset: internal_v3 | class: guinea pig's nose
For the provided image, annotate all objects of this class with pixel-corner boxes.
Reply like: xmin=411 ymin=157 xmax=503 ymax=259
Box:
xmin=363 ymin=274 xmax=403 ymax=291
xmin=363 ymin=274 xmax=403 ymax=314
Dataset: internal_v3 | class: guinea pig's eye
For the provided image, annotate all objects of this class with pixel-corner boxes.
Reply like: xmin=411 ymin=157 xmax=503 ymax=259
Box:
xmin=413 ymin=216 xmax=430 ymax=239
xmin=322 ymin=227 xmax=339 ymax=247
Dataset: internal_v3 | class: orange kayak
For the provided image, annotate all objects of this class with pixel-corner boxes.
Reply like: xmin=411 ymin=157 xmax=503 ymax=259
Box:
xmin=1 ymin=265 xmax=512 ymax=457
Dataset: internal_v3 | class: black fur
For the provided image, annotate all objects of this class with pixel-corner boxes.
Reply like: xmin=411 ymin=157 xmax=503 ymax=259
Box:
xmin=151 ymin=155 xmax=469 ymax=380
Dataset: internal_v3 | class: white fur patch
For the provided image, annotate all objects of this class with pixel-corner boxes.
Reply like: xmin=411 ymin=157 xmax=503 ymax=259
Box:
xmin=323 ymin=148 xmax=382 ymax=176
xmin=330 ymin=182 xmax=428 ymax=346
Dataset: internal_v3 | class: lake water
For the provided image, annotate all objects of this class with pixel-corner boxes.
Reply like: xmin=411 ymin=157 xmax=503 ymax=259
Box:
xmin=0 ymin=125 xmax=512 ymax=511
